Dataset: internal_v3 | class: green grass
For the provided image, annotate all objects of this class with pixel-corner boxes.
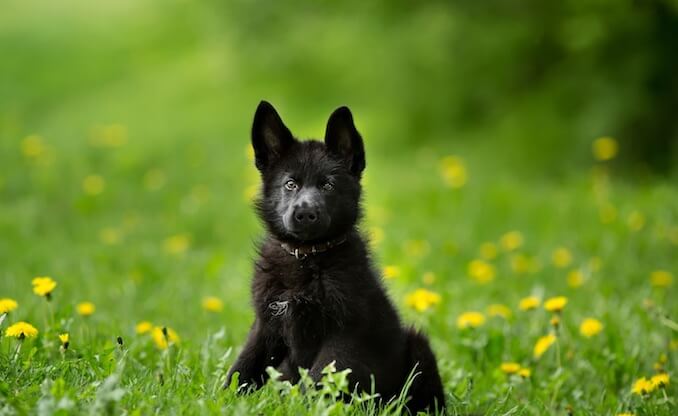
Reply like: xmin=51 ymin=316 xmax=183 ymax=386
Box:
xmin=1 ymin=1 xmax=677 ymax=415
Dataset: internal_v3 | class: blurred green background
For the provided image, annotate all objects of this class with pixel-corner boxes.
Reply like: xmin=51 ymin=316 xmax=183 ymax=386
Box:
xmin=1 ymin=1 xmax=677 ymax=413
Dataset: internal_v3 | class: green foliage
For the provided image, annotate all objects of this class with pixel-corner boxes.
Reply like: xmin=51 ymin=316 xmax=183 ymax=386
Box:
xmin=0 ymin=0 xmax=677 ymax=415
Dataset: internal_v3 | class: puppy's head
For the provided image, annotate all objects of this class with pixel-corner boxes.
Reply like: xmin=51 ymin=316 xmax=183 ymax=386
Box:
xmin=251 ymin=101 xmax=365 ymax=243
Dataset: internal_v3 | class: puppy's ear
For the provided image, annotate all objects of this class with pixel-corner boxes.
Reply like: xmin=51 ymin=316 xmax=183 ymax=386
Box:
xmin=324 ymin=106 xmax=365 ymax=176
xmin=251 ymin=101 xmax=294 ymax=172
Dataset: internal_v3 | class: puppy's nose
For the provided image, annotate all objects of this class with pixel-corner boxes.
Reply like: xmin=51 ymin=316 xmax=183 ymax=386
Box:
xmin=293 ymin=205 xmax=319 ymax=225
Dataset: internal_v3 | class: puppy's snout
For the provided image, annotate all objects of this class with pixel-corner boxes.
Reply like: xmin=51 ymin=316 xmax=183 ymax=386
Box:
xmin=293 ymin=205 xmax=320 ymax=225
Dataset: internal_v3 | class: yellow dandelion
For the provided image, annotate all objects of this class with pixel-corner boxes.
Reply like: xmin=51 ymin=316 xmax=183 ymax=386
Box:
xmin=422 ymin=272 xmax=436 ymax=285
xmin=650 ymin=270 xmax=673 ymax=288
xmin=32 ymin=276 xmax=57 ymax=297
xmin=632 ymin=377 xmax=655 ymax=395
xmin=500 ymin=231 xmax=523 ymax=251
xmin=616 ymin=413 xmax=634 ymax=416
xmin=567 ymin=269 xmax=584 ymax=288
xmin=487 ymin=304 xmax=512 ymax=319
xmin=651 ymin=373 xmax=669 ymax=389
xmin=499 ymin=362 xmax=521 ymax=374
xmin=383 ymin=265 xmax=401 ymax=280
xmin=82 ymin=174 xmax=105 ymax=195
xmin=550 ymin=315 xmax=561 ymax=328
xmin=579 ymin=318 xmax=603 ymax=338
xmin=479 ymin=242 xmax=498 ymax=260
xmin=163 ymin=234 xmax=190 ymax=255
xmin=76 ymin=302 xmax=96 ymax=316
xmin=519 ymin=296 xmax=541 ymax=311
xmin=552 ymin=248 xmax=573 ymax=268
xmin=151 ymin=326 xmax=180 ymax=350
xmin=202 ymin=296 xmax=223 ymax=312
xmin=533 ymin=334 xmax=557 ymax=359
xmin=21 ymin=135 xmax=46 ymax=158
xmin=467 ymin=259 xmax=495 ymax=284
xmin=670 ymin=339 xmax=678 ymax=351
xmin=58 ymin=333 xmax=69 ymax=346
xmin=518 ymin=367 xmax=531 ymax=378
xmin=592 ymin=136 xmax=618 ymax=161
xmin=135 ymin=321 xmax=153 ymax=334
xmin=627 ymin=211 xmax=645 ymax=232
xmin=544 ymin=296 xmax=568 ymax=313
xmin=405 ymin=289 xmax=441 ymax=312
xmin=5 ymin=321 xmax=38 ymax=339
xmin=439 ymin=155 xmax=467 ymax=188
xmin=457 ymin=311 xmax=486 ymax=329
xmin=0 ymin=298 xmax=18 ymax=314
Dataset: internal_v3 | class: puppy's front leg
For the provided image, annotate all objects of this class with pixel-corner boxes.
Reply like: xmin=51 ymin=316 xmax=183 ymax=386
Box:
xmin=226 ymin=319 xmax=276 ymax=390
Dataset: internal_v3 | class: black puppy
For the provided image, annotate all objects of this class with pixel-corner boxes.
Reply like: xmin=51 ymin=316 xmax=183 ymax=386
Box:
xmin=226 ymin=101 xmax=445 ymax=413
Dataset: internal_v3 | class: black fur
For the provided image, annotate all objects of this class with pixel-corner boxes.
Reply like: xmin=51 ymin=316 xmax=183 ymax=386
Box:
xmin=226 ymin=101 xmax=445 ymax=413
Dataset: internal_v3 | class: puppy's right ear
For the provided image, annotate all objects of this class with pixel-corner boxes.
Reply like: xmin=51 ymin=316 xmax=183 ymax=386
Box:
xmin=251 ymin=101 xmax=294 ymax=172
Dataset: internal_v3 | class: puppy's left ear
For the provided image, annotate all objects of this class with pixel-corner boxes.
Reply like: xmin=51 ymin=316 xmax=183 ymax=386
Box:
xmin=324 ymin=106 xmax=365 ymax=176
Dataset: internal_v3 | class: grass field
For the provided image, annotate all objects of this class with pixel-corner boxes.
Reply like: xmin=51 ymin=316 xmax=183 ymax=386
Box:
xmin=1 ymin=1 xmax=677 ymax=415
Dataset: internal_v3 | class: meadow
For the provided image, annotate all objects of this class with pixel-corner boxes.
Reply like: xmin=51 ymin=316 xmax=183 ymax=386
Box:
xmin=1 ymin=1 xmax=677 ymax=415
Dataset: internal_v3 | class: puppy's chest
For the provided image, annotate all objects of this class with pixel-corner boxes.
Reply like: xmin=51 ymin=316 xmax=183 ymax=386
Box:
xmin=259 ymin=261 xmax=335 ymax=341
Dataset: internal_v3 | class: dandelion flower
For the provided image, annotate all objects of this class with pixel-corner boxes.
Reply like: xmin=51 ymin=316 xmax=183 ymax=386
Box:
xmin=632 ymin=377 xmax=655 ymax=395
xmin=0 ymin=298 xmax=18 ymax=314
xmin=135 ymin=321 xmax=153 ymax=334
xmin=650 ymin=270 xmax=673 ymax=288
xmin=517 ymin=368 xmax=531 ymax=378
xmin=151 ymin=326 xmax=180 ymax=350
xmin=510 ymin=254 xmax=532 ymax=274
xmin=500 ymin=231 xmax=523 ymax=251
xmin=32 ymin=276 xmax=57 ymax=297
xmin=383 ymin=265 xmax=401 ymax=280
xmin=467 ymin=259 xmax=495 ymax=284
xmin=616 ymin=413 xmax=634 ymax=416
xmin=82 ymin=174 xmax=105 ymax=195
xmin=163 ymin=234 xmax=190 ymax=255
xmin=5 ymin=321 xmax=38 ymax=339
xmin=550 ymin=315 xmax=561 ymax=329
xmin=202 ymin=296 xmax=223 ymax=312
xmin=579 ymin=318 xmax=603 ymax=338
xmin=457 ymin=311 xmax=486 ymax=329
xmin=651 ymin=373 xmax=669 ymax=389
xmin=499 ymin=362 xmax=521 ymax=374
xmin=58 ymin=333 xmax=70 ymax=350
xmin=487 ymin=304 xmax=511 ymax=319
xmin=552 ymin=248 xmax=572 ymax=268
xmin=439 ymin=155 xmax=467 ymax=188
xmin=533 ymin=334 xmax=556 ymax=359
xmin=479 ymin=242 xmax=498 ymax=260
xmin=592 ymin=136 xmax=618 ymax=161
xmin=76 ymin=302 xmax=96 ymax=316
xmin=405 ymin=289 xmax=441 ymax=312
xmin=567 ymin=269 xmax=584 ymax=288
xmin=544 ymin=296 xmax=568 ymax=313
xmin=519 ymin=296 xmax=541 ymax=311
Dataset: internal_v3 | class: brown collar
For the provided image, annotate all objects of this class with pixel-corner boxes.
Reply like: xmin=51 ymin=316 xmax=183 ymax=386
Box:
xmin=280 ymin=234 xmax=348 ymax=259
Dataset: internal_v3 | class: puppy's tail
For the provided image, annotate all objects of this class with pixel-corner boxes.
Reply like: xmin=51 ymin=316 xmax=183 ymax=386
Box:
xmin=404 ymin=328 xmax=445 ymax=414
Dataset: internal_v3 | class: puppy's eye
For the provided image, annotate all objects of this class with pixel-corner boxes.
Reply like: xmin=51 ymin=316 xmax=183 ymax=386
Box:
xmin=284 ymin=180 xmax=298 ymax=191
xmin=322 ymin=182 xmax=334 ymax=192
